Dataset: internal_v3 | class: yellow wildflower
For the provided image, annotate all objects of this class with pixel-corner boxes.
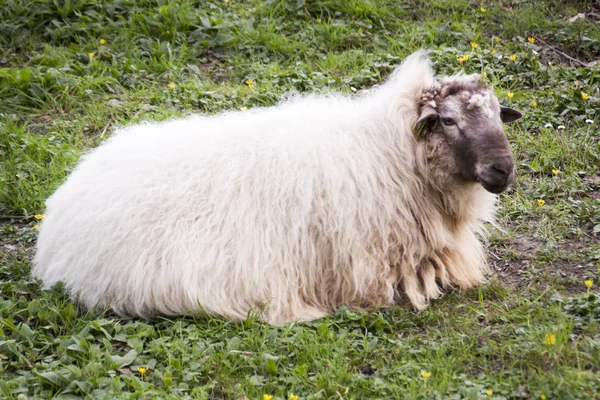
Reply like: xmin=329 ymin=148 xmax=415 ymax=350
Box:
xmin=33 ymin=224 xmax=39 ymax=230
xmin=421 ymin=371 xmax=431 ymax=379
xmin=491 ymin=49 xmax=496 ymax=55
xmin=317 ymin=18 xmax=322 ymax=24
xmin=540 ymin=395 xmax=547 ymax=400
xmin=138 ymin=367 xmax=147 ymax=375
xmin=263 ymin=395 xmax=273 ymax=400
xmin=545 ymin=333 xmax=556 ymax=345
xmin=552 ymin=169 xmax=560 ymax=175
xmin=88 ymin=52 xmax=95 ymax=59
xmin=585 ymin=279 xmax=593 ymax=288
xmin=536 ymin=199 xmax=545 ymax=206
xmin=581 ymin=93 xmax=589 ymax=100
xmin=34 ymin=214 xmax=45 ymax=220
xmin=528 ymin=37 xmax=535 ymax=44
xmin=487 ymin=390 xmax=493 ymax=397
xmin=531 ymin=100 xmax=537 ymax=107
xmin=289 ymin=395 xmax=299 ymax=400
xmin=480 ymin=7 xmax=486 ymax=13
xmin=100 ymin=39 xmax=107 ymax=45
xmin=509 ymin=55 xmax=517 ymax=61
xmin=224 ymin=0 xmax=229 ymax=3
xmin=574 ymin=80 xmax=580 ymax=87
xmin=495 ymin=37 xmax=500 ymax=43
xmin=245 ymin=79 xmax=256 ymax=90
xmin=507 ymin=91 xmax=514 ymax=99
xmin=167 ymin=82 xmax=176 ymax=89
xmin=470 ymin=41 xmax=478 ymax=48
xmin=458 ymin=55 xmax=469 ymax=63
xmin=240 ymin=106 xmax=248 ymax=111
xmin=481 ymin=72 xmax=487 ymax=78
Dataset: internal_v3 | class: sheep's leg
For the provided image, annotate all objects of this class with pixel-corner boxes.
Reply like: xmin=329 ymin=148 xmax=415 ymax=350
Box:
xmin=385 ymin=269 xmax=400 ymax=306
xmin=400 ymin=265 xmax=428 ymax=310
xmin=430 ymin=253 xmax=451 ymax=288
xmin=290 ymin=305 xmax=329 ymax=323
xmin=264 ymin=303 xmax=329 ymax=326
xmin=441 ymin=239 xmax=487 ymax=290
xmin=419 ymin=261 xmax=442 ymax=301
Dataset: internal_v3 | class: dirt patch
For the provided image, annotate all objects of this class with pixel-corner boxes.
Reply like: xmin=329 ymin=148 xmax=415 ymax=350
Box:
xmin=25 ymin=115 xmax=54 ymax=136
xmin=513 ymin=234 xmax=541 ymax=253
xmin=583 ymin=175 xmax=600 ymax=186
xmin=582 ymin=175 xmax=600 ymax=201
xmin=195 ymin=51 xmax=232 ymax=83
xmin=490 ymin=252 xmax=532 ymax=288
xmin=535 ymin=4 xmax=600 ymax=66
xmin=536 ymin=35 xmax=599 ymax=67
xmin=500 ymin=2 xmax=516 ymax=9
xmin=492 ymin=256 xmax=596 ymax=295
xmin=490 ymin=234 xmax=598 ymax=294
xmin=0 ymin=221 xmax=36 ymax=259
xmin=557 ymin=236 xmax=597 ymax=253
xmin=582 ymin=3 xmax=600 ymax=22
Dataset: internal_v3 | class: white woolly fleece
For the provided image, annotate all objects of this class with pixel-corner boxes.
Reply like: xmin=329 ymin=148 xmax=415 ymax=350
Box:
xmin=34 ymin=52 xmax=497 ymax=325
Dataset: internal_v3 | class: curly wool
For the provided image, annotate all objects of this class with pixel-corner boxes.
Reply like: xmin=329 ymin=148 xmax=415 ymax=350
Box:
xmin=34 ymin=52 xmax=496 ymax=325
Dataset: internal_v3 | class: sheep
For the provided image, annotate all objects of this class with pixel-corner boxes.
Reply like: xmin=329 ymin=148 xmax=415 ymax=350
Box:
xmin=33 ymin=52 xmax=522 ymax=325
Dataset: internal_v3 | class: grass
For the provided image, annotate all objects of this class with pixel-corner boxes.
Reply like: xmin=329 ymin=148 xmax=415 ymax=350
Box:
xmin=1 ymin=0 xmax=600 ymax=398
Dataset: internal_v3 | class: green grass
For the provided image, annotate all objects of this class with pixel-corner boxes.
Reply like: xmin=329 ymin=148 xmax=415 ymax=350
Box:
xmin=1 ymin=0 xmax=600 ymax=398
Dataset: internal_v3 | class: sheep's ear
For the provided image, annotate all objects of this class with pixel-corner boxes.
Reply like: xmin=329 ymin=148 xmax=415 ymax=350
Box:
xmin=413 ymin=106 xmax=438 ymax=137
xmin=500 ymin=106 xmax=522 ymax=123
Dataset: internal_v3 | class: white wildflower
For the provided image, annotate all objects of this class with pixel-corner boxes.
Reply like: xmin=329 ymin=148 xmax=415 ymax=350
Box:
xmin=585 ymin=119 xmax=594 ymax=124
xmin=544 ymin=123 xmax=553 ymax=128
xmin=557 ymin=125 xmax=565 ymax=130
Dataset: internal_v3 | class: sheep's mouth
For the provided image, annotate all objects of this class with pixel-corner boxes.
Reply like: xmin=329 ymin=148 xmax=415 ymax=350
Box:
xmin=477 ymin=178 xmax=510 ymax=194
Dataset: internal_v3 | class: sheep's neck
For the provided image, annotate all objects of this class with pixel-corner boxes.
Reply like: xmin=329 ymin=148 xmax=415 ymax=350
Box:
xmin=427 ymin=181 xmax=481 ymax=232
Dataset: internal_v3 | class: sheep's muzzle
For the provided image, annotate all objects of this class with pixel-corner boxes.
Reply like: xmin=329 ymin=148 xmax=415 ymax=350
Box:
xmin=475 ymin=153 xmax=515 ymax=193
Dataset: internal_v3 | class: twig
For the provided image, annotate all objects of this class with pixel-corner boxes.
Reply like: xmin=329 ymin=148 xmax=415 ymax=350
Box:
xmin=344 ymin=35 xmax=369 ymax=40
xmin=229 ymin=350 xmax=254 ymax=356
xmin=536 ymin=37 xmax=591 ymax=68
xmin=303 ymin=4 xmax=311 ymax=17
xmin=100 ymin=119 xmax=113 ymax=139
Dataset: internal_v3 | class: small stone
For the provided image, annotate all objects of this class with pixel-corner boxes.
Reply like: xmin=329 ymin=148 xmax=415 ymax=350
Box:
xmin=360 ymin=363 xmax=375 ymax=375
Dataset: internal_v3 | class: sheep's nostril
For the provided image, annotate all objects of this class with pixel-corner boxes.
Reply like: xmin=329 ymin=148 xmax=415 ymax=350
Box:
xmin=491 ymin=163 xmax=511 ymax=179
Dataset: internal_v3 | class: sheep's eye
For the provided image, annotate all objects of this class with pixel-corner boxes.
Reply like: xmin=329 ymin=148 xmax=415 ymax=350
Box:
xmin=441 ymin=118 xmax=456 ymax=126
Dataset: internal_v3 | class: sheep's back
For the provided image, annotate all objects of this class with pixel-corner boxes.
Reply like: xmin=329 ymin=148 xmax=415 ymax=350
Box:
xmin=33 ymin=97 xmax=405 ymax=318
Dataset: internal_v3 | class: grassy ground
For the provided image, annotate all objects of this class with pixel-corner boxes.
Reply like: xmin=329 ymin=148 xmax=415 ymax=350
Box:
xmin=1 ymin=0 xmax=600 ymax=398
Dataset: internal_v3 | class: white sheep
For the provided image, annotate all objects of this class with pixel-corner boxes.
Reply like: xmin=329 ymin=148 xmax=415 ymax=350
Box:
xmin=33 ymin=52 xmax=522 ymax=325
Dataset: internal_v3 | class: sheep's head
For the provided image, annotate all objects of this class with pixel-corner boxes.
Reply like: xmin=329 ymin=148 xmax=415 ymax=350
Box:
xmin=413 ymin=74 xmax=522 ymax=194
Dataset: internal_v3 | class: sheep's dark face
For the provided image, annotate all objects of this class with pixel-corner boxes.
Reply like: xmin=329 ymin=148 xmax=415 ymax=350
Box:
xmin=414 ymin=75 xmax=522 ymax=193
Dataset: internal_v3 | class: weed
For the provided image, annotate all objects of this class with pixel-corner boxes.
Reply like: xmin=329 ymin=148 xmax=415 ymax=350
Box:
xmin=1 ymin=0 xmax=599 ymax=398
